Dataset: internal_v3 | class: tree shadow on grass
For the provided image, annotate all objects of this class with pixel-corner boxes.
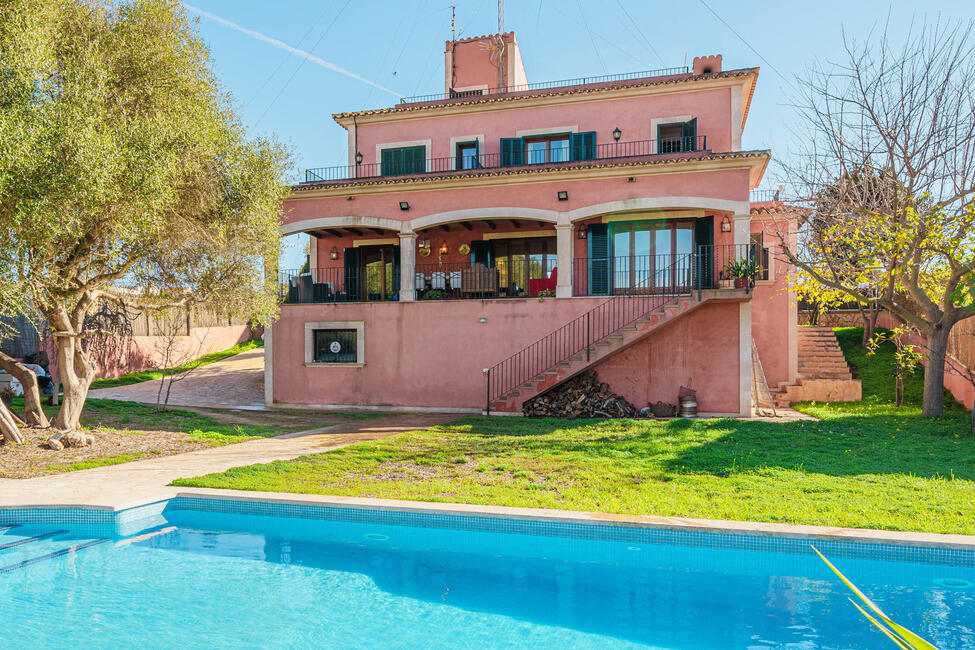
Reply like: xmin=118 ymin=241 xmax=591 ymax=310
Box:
xmin=663 ymin=409 xmax=975 ymax=481
xmin=439 ymin=411 xmax=975 ymax=482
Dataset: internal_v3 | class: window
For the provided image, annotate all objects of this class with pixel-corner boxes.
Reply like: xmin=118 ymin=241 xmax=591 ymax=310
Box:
xmin=524 ymin=135 xmax=571 ymax=164
xmin=456 ymin=141 xmax=479 ymax=170
xmin=610 ymin=221 xmax=694 ymax=292
xmin=313 ymin=329 xmax=357 ymax=363
xmin=656 ymin=118 xmax=697 ymax=154
xmin=304 ymin=321 xmax=365 ymax=366
xmin=381 ymin=145 xmax=426 ymax=176
xmin=491 ymin=238 xmax=557 ymax=297
xmin=751 ymin=232 xmax=770 ymax=281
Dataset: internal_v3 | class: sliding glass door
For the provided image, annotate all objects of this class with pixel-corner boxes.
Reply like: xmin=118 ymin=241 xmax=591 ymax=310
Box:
xmin=610 ymin=221 xmax=694 ymax=293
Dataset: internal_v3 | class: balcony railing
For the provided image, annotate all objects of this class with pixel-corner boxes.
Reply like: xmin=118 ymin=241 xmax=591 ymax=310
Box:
xmin=572 ymin=245 xmax=762 ymax=297
xmin=750 ymin=188 xmax=784 ymax=202
xmin=399 ymin=67 xmax=690 ymax=104
xmin=279 ymin=267 xmax=400 ymax=304
xmin=278 ymin=244 xmax=766 ymax=305
xmin=414 ymin=259 xmax=558 ymax=300
xmin=303 ymin=136 xmax=709 ymax=184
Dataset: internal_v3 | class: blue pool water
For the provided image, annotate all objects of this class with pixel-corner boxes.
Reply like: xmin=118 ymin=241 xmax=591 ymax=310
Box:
xmin=1 ymin=498 xmax=973 ymax=649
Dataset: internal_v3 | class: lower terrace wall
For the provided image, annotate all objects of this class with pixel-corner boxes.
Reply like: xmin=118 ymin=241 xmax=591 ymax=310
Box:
xmin=591 ymin=301 xmax=741 ymax=414
xmin=271 ymin=298 xmax=743 ymax=412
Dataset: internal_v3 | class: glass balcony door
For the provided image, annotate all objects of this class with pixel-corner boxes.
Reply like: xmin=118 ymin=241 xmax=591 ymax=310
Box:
xmin=611 ymin=221 xmax=694 ymax=293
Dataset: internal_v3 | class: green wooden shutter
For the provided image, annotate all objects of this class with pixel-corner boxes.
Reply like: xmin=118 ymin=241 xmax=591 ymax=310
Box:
xmin=588 ymin=223 xmax=609 ymax=295
xmin=407 ymin=146 xmax=426 ymax=173
xmin=500 ymin=137 xmax=523 ymax=167
xmin=471 ymin=241 xmax=492 ymax=267
xmin=571 ymin=131 xmax=596 ymax=161
xmin=344 ymin=247 xmax=360 ymax=300
xmin=682 ymin=118 xmax=697 ymax=152
xmin=694 ymin=216 xmax=714 ymax=289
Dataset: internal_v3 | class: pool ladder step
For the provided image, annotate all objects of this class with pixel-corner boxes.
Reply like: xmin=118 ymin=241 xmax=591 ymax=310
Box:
xmin=0 ymin=538 xmax=110 ymax=574
xmin=0 ymin=529 xmax=67 ymax=551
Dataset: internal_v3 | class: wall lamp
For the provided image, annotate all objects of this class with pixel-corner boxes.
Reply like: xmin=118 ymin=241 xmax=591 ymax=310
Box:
xmin=329 ymin=246 xmax=339 ymax=260
xmin=557 ymin=190 xmax=568 ymax=201
xmin=577 ymin=227 xmax=588 ymax=240
xmin=721 ymin=215 xmax=732 ymax=232
xmin=439 ymin=241 xmax=448 ymax=255
xmin=354 ymin=151 xmax=363 ymax=164
xmin=399 ymin=201 xmax=410 ymax=211
xmin=612 ymin=127 xmax=622 ymax=141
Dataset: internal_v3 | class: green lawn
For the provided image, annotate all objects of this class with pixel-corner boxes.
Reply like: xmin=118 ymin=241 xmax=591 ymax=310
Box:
xmin=89 ymin=338 xmax=263 ymax=390
xmin=174 ymin=328 xmax=975 ymax=535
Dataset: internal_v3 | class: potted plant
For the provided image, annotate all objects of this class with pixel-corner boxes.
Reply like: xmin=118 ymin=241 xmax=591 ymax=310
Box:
xmin=723 ymin=258 xmax=760 ymax=289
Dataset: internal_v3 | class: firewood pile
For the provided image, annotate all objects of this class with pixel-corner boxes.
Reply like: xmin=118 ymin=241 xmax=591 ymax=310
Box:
xmin=522 ymin=371 xmax=639 ymax=418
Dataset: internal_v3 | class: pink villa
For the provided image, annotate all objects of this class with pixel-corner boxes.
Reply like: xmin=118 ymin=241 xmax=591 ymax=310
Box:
xmin=268 ymin=32 xmax=803 ymax=416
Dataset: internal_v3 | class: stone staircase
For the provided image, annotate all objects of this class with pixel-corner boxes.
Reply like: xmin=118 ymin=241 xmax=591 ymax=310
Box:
xmin=489 ymin=290 xmax=742 ymax=414
xmin=771 ymin=327 xmax=861 ymax=408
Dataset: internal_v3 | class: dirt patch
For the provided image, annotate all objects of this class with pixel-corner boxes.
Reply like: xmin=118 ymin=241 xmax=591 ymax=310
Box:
xmin=176 ymin=407 xmax=372 ymax=430
xmin=0 ymin=426 xmax=208 ymax=479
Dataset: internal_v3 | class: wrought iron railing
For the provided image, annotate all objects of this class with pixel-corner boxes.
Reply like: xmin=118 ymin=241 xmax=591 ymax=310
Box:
xmin=279 ymin=267 xmax=400 ymax=304
xmin=414 ymin=259 xmax=557 ymax=300
xmin=486 ymin=245 xmax=759 ymax=412
xmin=304 ymin=135 xmax=708 ymax=183
xmin=400 ymin=66 xmax=690 ymax=104
xmin=750 ymin=188 xmax=784 ymax=202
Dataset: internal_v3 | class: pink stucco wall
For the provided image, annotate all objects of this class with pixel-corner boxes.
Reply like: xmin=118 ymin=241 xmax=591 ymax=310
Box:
xmin=352 ymin=86 xmax=735 ymax=165
xmin=285 ymin=168 xmax=751 ymax=233
xmin=592 ymin=301 xmax=741 ymax=413
xmin=271 ymin=298 xmax=745 ymax=411
xmin=749 ymin=217 xmax=795 ymax=389
xmin=85 ymin=325 xmax=256 ymax=380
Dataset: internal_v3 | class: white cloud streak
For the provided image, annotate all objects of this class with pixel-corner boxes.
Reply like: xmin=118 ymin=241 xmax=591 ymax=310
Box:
xmin=182 ymin=3 xmax=403 ymax=98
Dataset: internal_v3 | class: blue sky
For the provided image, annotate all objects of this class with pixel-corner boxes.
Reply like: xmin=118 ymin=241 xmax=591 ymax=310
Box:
xmin=179 ymin=0 xmax=974 ymax=266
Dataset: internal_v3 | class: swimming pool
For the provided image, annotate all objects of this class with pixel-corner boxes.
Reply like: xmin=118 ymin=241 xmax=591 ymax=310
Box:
xmin=1 ymin=496 xmax=973 ymax=648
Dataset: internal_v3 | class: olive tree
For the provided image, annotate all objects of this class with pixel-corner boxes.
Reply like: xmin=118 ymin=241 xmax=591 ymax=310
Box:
xmin=0 ymin=0 xmax=290 ymax=432
xmin=780 ymin=20 xmax=975 ymax=416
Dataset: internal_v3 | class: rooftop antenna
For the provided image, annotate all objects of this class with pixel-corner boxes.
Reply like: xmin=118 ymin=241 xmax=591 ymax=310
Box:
xmin=498 ymin=0 xmax=504 ymax=33
xmin=451 ymin=3 xmax=455 ymax=40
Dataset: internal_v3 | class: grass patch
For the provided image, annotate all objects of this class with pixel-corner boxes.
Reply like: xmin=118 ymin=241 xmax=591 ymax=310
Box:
xmin=78 ymin=398 xmax=287 ymax=445
xmin=175 ymin=328 xmax=975 ymax=535
xmin=44 ymin=452 xmax=154 ymax=473
xmin=89 ymin=338 xmax=263 ymax=390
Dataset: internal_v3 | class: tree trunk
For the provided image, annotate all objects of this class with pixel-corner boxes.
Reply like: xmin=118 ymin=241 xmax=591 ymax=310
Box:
xmin=859 ymin=304 xmax=879 ymax=349
xmin=922 ymin=326 xmax=952 ymax=416
xmin=0 ymin=351 xmax=50 ymax=428
xmin=0 ymin=399 xmax=25 ymax=444
xmin=52 ymin=335 xmax=96 ymax=432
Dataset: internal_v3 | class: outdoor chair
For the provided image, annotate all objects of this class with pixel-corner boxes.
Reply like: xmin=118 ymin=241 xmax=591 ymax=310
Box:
xmin=431 ymin=271 xmax=447 ymax=290
xmin=462 ymin=264 xmax=498 ymax=296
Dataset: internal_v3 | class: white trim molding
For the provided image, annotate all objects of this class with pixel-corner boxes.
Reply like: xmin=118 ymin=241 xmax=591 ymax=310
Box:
xmin=649 ymin=115 xmax=693 ymax=139
xmin=375 ymin=139 xmax=433 ymax=173
xmin=738 ymin=302 xmax=753 ymax=417
xmin=280 ymin=215 xmax=405 ymax=237
xmin=448 ymin=133 xmax=486 ymax=170
xmin=409 ymin=207 xmax=558 ymax=231
xmin=515 ymin=125 xmax=579 ymax=138
xmin=304 ymin=321 xmax=366 ymax=366
xmin=566 ymin=197 xmax=750 ymax=222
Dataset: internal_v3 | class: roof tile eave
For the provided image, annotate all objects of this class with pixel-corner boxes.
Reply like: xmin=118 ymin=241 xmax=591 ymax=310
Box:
xmin=331 ymin=67 xmax=761 ymax=122
xmin=290 ymin=149 xmax=771 ymax=193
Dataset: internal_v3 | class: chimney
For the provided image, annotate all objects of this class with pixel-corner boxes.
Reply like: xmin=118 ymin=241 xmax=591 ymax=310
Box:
xmin=444 ymin=32 xmax=527 ymax=95
xmin=692 ymin=54 xmax=722 ymax=75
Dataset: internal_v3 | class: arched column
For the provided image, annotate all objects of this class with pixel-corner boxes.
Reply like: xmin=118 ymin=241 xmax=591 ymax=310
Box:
xmin=555 ymin=224 xmax=573 ymax=298
xmin=398 ymin=231 xmax=416 ymax=302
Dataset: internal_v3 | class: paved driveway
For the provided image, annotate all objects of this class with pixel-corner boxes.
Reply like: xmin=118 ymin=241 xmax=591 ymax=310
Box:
xmin=88 ymin=347 xmax=265 ymax=410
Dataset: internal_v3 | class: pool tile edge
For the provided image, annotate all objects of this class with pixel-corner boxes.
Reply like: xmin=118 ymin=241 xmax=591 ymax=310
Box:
xmin=172 ymin=488 xmax=975 ymax=552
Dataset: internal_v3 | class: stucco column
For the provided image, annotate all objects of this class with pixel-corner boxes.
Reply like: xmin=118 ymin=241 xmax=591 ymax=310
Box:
xmin=739 ymin=301 xmax=753 ymax=417
xmin=308 ymin=234 xmax=318 ymax=273
xmin=263 ymin=323 xmax=273 ymax=407
xmin=733 ymin=214 xmax=751 ymax=248
xmin=555 ymin=223 xmax=573 ymax=298
xmin=399 ymin=232 xmax=416 ymax=302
